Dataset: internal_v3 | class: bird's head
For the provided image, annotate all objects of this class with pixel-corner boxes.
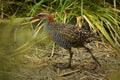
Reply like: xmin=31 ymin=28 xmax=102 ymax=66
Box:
xmin=31 ymin=13 xmax=54 ymax=22
xmin=31 ymin=13 xmax=54 ymax=29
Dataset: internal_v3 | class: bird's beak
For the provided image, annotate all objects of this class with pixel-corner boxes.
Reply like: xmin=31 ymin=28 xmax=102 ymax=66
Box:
xmin=31 ymin=15 xmax=40 ymax=21
xmin=30 ymin=15 xmax=41 ymax=29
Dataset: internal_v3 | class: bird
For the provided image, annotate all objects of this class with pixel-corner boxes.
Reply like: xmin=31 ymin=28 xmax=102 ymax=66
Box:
xmin=31 ymin=12 xmax=101 ymax=68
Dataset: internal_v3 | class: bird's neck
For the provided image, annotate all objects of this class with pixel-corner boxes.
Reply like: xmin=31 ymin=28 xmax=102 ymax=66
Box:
xmin=43 ymin=14 xmax=54 ymax=26
xmin=46 ymin=14 xmax=55 ymax=23
xmin=43 ymin=14 xmax=55 ymax=34
xmin=43 ymin=14 xmax=54 ymax=29
xmin=43 ymin=18 xmax=54 ymax=33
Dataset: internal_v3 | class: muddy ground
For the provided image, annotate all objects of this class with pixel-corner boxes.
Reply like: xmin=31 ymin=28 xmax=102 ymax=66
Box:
xmin=17 ymin=42 xmax=120 ymax=80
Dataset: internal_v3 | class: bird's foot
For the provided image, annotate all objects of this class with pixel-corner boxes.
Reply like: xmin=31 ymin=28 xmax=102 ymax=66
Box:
xmin=81 ymin=62 xmax=99 ymax=70
xmin=84 ymin=46 xmax=101 ymax=67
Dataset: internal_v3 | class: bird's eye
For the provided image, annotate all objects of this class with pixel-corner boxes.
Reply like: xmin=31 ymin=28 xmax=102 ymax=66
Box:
xmin=38 ymin=14 xmax=42 ymax=17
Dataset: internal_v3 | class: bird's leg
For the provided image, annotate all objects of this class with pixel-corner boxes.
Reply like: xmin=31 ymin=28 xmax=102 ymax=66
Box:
xmin=50 ymin=43 xmax=56 ymax=58
xmin=83 ymin=46 xmax=101 ymax=67
xmin=68 ymin=49 xmax=73 ymax=68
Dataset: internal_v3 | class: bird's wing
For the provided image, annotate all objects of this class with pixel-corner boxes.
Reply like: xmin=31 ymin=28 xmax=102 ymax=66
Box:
xmin=52 ymin=23 xmax=96 ymax=43
xmin=52 ymin=23 xmax=81 ymax=43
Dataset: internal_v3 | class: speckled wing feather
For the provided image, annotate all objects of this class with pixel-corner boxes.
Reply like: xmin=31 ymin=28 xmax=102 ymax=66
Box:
xmin=50 ymin=22 xmax=96 ymax=47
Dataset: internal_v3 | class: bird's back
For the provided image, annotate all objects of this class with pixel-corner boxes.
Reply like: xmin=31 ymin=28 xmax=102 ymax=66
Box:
xmin=44 ymin=22 xmax=98 ymax=49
